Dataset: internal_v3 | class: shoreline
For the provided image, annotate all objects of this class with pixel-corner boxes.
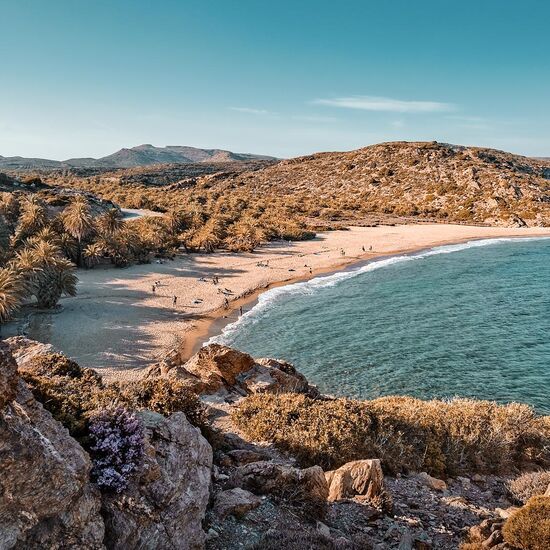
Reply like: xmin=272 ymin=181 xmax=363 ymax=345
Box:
xmin=183 ymin=232 xmax=550 ymax=360
xmin=6 ymin=223 xmax=550 ymax=381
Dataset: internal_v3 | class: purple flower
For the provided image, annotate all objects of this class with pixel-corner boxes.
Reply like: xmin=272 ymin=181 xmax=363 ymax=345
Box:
xmin=88 ymin=407 xmax=145 ymax=493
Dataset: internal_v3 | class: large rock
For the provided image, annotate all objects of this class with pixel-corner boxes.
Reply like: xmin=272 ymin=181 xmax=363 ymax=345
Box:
xmin=0 ymin=345 xmax=104 ymax=549
xmin=101 ymin=411 xmax=212 ymax=550
xmin=228 ymin=460 xmax=329 ymax=503
xmin=3 ymin=336 xmax=55 ymax=370
xmin=212 ymin=488 xmax=262 ymax=520
xmin=147 ymin=344 xmax=317 ymax=398
xmin=325 ymin=459 xmax=385 ymax=502
xmin=0 ymin=342 xmax=18 ymax=408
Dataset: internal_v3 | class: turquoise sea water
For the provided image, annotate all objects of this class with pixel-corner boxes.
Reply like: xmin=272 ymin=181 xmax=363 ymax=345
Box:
xmin=211 ymin=238 xmax=550 ymax=413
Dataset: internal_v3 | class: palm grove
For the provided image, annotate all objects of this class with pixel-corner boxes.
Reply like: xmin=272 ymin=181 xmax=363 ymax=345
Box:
xmin=0 ymin=188 xmax=313 ymax=326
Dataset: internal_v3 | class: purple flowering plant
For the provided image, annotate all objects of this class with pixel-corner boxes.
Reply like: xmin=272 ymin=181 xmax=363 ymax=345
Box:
xmin=88 ymin=407 xmax=145 ymax=493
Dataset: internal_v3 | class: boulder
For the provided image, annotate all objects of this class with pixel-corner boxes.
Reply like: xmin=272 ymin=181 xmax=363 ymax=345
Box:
xmin=0 ymin=342 xmax=18 ymax=408
xmin=3 ymin=336 xmax=55 ymax=370
xmin=212 ymin=488 xmax=262 ymax=519
xmin=149 ymin=344 xmax=317 ymax=399
xmin=0 ymin=346 xmax=104 ymax=549
xmin=325 ymin=459 xmax=384 ymax=502
xmin=238 ymin=357 xmax=318 ymax=396
xmin=101 ymin=411 xmax=212 ymax=550
xmin=416 ymin=472 xmax=447 ymax=491
xmin=228 ymin=460 xmax=328 ymax=503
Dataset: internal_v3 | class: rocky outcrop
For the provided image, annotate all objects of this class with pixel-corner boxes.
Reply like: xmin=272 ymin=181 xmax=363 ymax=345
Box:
xmin=0 ymin=344 xmax=105 ymax=549
xmin=101 ymin=410 xmax=212 ymax=550
xmin=4 ymin=336 xmax=55 ymax=370
xmin=146 ymin=344 xmax=318 ymax=399
xmin=325 ymin=459 xmax=385 ymax=503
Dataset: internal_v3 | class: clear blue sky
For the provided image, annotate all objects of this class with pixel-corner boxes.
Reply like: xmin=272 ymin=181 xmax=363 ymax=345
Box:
xmin=1 ymin=0 xmax=549 ymax=159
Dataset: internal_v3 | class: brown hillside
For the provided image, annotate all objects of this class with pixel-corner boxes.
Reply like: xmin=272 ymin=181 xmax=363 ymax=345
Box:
xmin=205 ymin=141 xmax=550 ymax=227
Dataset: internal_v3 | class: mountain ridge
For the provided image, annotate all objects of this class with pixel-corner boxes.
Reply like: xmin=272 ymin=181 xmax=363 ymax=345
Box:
xmin=0 ymin=144 xmax=277 ymax=170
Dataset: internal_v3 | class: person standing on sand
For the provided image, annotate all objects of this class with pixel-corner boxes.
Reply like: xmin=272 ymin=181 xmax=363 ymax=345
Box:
xmin=152 ymin=284 xmax=156 ymax=293
xmin=224 ymin=297 xmax=229 ymax=309
xmin=362 ymin=246 xmax=365 ymax=252
xmin=172 ymin=296 xmax=177 ymax=306
xmin=239 ymin=305 xmax=243 ymax=316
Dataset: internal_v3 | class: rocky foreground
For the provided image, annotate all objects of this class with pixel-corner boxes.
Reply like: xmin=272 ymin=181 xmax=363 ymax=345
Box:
xmin=1 ymin=338 xmax=549 ymax=549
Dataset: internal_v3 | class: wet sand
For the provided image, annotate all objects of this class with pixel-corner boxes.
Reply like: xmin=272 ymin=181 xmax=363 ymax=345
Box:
xmin=6 ymin=223 xmax=550 ymax=381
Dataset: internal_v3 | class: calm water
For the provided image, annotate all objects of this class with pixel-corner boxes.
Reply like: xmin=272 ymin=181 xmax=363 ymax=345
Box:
xmin=211 ymin=238 xmax=550 ymax=413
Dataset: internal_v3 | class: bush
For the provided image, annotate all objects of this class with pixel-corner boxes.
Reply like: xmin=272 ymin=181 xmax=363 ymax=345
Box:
xmin=88 ymin=407 xmax=145 ymax=493
xmin=502 ymin=496 xmax=550 ymax=550
xmin=114 ymin=378 xmax=207 ymax=429
xmin=232 ymin=394 xmax=550 ymax=476
xmin=508 ymin=471 xmax=550 ymax=504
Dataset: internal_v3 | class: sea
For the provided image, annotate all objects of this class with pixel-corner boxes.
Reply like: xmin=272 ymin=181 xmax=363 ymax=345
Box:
xmin=209 ymin=237 xmax=550 ymax=414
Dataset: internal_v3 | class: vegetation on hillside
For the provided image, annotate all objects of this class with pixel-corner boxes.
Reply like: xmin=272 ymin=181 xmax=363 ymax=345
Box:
xmin=232 ymin=393 xmax=550 ymax=477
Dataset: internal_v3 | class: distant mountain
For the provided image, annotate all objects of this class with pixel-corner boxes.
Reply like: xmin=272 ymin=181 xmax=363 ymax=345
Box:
xmin=0 ymin=145 xmax=276 ymax=170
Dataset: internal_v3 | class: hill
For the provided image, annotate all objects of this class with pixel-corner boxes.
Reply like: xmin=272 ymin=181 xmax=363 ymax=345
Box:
xmin=201 ymin=141 xmax=550 ymax=227
xmin=0 ymin=144 xmax=276 ymax=170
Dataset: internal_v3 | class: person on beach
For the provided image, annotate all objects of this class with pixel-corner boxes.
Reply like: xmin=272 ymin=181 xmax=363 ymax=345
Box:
xmin=152 ymin=284 xmax=156 ymax=293
xmin=369 ymin=245 xmax=373 ymax=251
xmin=239 ymin=306 xmax=243 ymax=316
xmin=172 ymin=296 xmax=177 ymax=306
xmin=224 ymin=297 xmax=229 ymax=309
xmin=362 ymin=246 xmax=365 ymax=252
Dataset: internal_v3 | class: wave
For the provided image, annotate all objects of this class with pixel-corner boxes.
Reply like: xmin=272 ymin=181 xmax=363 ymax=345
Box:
xmin=206 ymin=236 xmax=550 ymax=346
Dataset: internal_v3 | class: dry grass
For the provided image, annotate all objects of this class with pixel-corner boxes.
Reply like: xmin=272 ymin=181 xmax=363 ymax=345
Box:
xmin=508 ymin=471 xmax=550 ymax=504
xmin=232 ymin=394 xmax=550 ymax=476
xmin=502 ymin=496 xmax=550 ymax=550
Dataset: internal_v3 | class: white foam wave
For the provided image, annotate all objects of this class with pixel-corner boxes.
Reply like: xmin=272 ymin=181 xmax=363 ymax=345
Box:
xmin=206 ymin=236 xmax=550 ymax=346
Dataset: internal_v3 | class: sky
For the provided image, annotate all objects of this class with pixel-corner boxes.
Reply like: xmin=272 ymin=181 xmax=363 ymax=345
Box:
xmin=1 ymin=0 xmax=549 ymax=159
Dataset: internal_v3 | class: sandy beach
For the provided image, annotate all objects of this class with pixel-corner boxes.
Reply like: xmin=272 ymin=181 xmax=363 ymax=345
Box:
xmin=7 ymin=223 xmax=550 ymax=381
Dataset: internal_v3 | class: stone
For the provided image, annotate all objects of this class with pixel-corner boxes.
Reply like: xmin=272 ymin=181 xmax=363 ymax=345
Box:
xmin=213 ymin=488 xmax=262 ymax=519
xmin=398 ymin=529 xmax=414 ymax=550
xmin=496 ymin=507 xmax=519 ymax=519
xmin=3 ymin=336 xmax=55 ymax=369
xmin=228 ymin=461 xmax=329 ymax=502
xmin=325 ymin=459 xmax=384 ymax=502
xmin=238 ymin=357 xmax=318 ymax=396
xmin=0 ymin=346 xmax=104 ymax=549
xmin=0 ymin=342 xmax=18 ymax=408
xmin=226 ymin=449 xmax=266 ymax=465
xmin=316 ymin=521 xmax=331 ymax=538
xmin=416 ymin=472 xmax=447 ymax=491
xmin=545 ymin=483 xmax=550 ymax=497
xmin=102 ymin=411 xmax=213 ymax=550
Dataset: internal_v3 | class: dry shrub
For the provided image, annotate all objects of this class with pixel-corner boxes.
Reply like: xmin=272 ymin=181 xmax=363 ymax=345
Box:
xmin=114 ymin=378 xmax=207 ymax=429
xmin=232 ymin=394 xmax=550 ymax=476
xmin=232 ymin=394 xmax=375 ymax=470
xmin=502 ymin=496 xmax=550 ymax=550
xmin=22 ymin=354 xmax=207 ymax=438
xmin=508 ymin=471 xmax=550 ymax=504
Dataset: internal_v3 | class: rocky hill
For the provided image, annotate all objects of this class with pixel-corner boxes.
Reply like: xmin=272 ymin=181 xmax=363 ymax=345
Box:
xmin=0 ymin=144 xmax=276 ymax=170
xmin=204 ymin=141 xmax=550 ymax=227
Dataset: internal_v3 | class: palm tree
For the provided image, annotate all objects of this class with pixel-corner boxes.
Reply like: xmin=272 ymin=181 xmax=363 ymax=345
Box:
xmin=0 ymin=267 xmax=26 ymax=326
xmin=14 ymin=240 xmax=78 ymax=309
xmin=61 ymin=196 xmax=95 ymax=266
xmin=13 ymin=196 xmax=46 ymax=243
xmin=97 ymin=208 xmax=123 ymax=237
xmin=83 ymin=242 xmax=103 ymax=268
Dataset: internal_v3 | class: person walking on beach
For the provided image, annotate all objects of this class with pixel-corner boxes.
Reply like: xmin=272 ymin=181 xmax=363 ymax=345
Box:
xmin=369 ymin=245 xmax=373 ymax=251
xmin=224 ymin=297 xmax=229 ymax=310
xmin=239 ymin=305 xmax=243 ymax=316
xmin=172 ymin=296 xmax=177 ymax=306
xmin=362 ymin=246 xmax=365 ymax=252
xmin=152 ymin=284 xmax=156 ymax=293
